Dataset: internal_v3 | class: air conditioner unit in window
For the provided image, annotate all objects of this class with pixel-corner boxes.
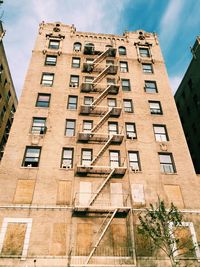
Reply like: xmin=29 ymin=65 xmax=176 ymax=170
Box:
xmin=74 ymin=48 xmax=80 ymax=52
xmin=127 ymin=134 xmax=136 ymax=140
xmin=69 ymin=83 xmax=77 ymax=88
xmin=62 ymin=164 xmax=72 ymax=169
xmin=130 ymin=167 xmax=139 ymax=173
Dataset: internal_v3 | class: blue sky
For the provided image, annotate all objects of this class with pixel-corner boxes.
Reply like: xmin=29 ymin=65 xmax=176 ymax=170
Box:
xmin=1 ymin=0 xmax=200 ymax=97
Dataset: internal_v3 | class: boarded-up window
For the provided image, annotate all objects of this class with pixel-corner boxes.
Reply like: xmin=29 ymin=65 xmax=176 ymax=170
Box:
xmin=174 ymin=226 xmax=195 ymax=258
xmin=13 ymin=180 xmax=35 ymax=204
xmin=135 ymin=228 xmax=153 ymax=256
xmin=1 ymin=223 xmax=27 ymax=255
xmin=50 ymin=223 xmax=66 ymax=256
xmin=76 ymin=223 xmax=92 ymax=255
xmin=131 ymin=184 xmax=145 ymax=204
xmin=111 ymin=224 xmax=128 ymax=256
xmin=110 ymin=183 xmax=123 ymax=206
xmin=56 ymin=181 xmax=71 ymax=205
xmin=79 ymin=182 xmax=91 ymax=205
xmin=164 ymin=185 xmax=184 ymax=208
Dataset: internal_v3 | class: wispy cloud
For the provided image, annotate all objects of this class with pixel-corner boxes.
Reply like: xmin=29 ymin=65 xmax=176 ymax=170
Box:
xmin=3 ymin=0 xmax=127 ymax=97
xmin=169 ymin=75 xmax=182 ymax=94
xmin=159 ymin=0 xmax=185 ymax=51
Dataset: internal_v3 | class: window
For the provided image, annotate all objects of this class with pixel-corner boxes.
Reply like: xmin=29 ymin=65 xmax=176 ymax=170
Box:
xmin=67 ymin=96 xmax=78 ymax=110
xmin=153 ymin=124 xmax=168 ymax=142
xmin=84 ymin=96 xmax=93 ymax=106
xmin=159 ymin=153 xmax=176 ymax=174
xmin=128 ymin=151 xmax=141 ymax=171
xmin=126 ymin=123 xmax=137 ymax=139
xmin=118 ymin=46 xmax=126 ymax=55
xmin=86 ymin=58 xmax=94 ymax=64
xmin=69 ymin=75 xmax=79 ymax=87
xmin=121 ymin=79 xmax=131 ymax=91
xmin=83 ymin=120 xmax=93 ymax=132
xmin=0 ymin=106 xmax=6 ymax=120
xmin=106 ymin=60 xmax=114 ymax=66
xmin=120 ymin=61 xmax=128 ymax=72
xmin=61 ymin=148 xmax=74 ymax=168
xmin=107 ymin=78 xmax=115 ymax=85
xmin=85 ymin=76 xmax=94 ymax=83
xmin=73 ymin=42 xmax=82 ymax=52
xmin=107 ymin=98 xmax=116 ymax=107
xmin=139 ymin=47 xmax=150 ymax=57
xmin=142 ymin=63 xmax=153 ymax=73
xmin=109 ymin=151 xmax=120 ymax=168
xmin=149 ymin=101 xmax=162 ymax=114
xmin=22 ymin=147 xmax=41 ymax=167
xmin=81 ymin=149 xmax=92 ymax=166
xmin=123 ymin=99 xmax=133 ymax=113
xmin=7 ymin=90 xmax=11 ymax=102
xmin=31 ymin=117 xmax=46 ymax=134
xmin=45 ymin=55 xmax=57 ymax=66
xmin=48 ymin=40 xmax=60 ymax=50
xmin=36 ymin=93 xmax=51 ymax=107
xmin=65 ymin=120 xmax=76 ymax=136
xmin=145 ymin=81 xmax=157 ymax=93
xmin=41 ymin=73 xmax=54 ymax=86
xmin=108 ymin=122 xmax=118 ymax=135
xmin=72 ymin=57 xmax=80 ymax=68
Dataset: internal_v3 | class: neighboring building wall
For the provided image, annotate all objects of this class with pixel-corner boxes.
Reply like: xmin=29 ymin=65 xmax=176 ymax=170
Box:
xmin=0 ymin=21 xmax=18 ymax=159
xmin=0 ymin=22 xmax=199 ymax=267
xmin=175 ymin=37 xmax=200 ymax=174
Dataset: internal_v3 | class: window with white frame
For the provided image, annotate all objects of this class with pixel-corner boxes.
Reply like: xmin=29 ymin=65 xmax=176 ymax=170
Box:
xmin=81 ymin=149 xmax=92 ymax=166
xmin=67 ymin=96 xmax=78 ymax=110
xmin=109 ymin=150 xmax=120 ymax=168
xmin=61 ymin=148 xmax=73 ymax=168
xmin=159 ymin=153 xmax=176 ymax=173
xmin=22 ymin=147 xmax=41 ymax=167
xmin=72 ymin=57 xmax=80 ymax=68
xmin=41 ymin=73 xmax=54 ymax=86
xmin=126 ymin=123 xmax=137 ymax=139
xmin=65 ymin=120 xmax=76 ymax=136
xmin=149 ymin=101 xmax=162 ymax=114
xmin=45 ymin=55 xmax=57 ymax=66
xmin=145 ymin=80 xmax=157 ymax=93
xmin=48 ymin=39 xmax=60 ymax=49
xmin=108 ymin=122 xmax=118 ymax=135
xmin=121 ymin=79 xmax=131 ymax=91
xmin=107 ymin=98 xmax=116 ymax=108
xmin=139 ymin=47 xmax=150 ymax=57
xmin=84 ymin=96 xmax=93 ymax=106
xmin=142 ymin=63 xmax=153 ymax=73
xmin=83 ymin=120 xmax=93 ymax=132
xmin=123 ymin=99 xmax=133 ymax=112
xmin=128 ymin=151 xmax=141 ymax=171
xmin=69 ymin=75 xmax=79 ymax=87
xmin=31 ymin=117 xmax=46 ymax=134
xmin=0 ymin=217 xmax=32 ymax=257
xmin=153 ymin=124 xmax=168 ymax=142
xmin=120 ymin=61 xmax=128 ymax=72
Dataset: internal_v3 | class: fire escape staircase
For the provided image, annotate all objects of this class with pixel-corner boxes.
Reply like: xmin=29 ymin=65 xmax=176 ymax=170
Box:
xmin=84 ymin=209 xmax=118 ymax=266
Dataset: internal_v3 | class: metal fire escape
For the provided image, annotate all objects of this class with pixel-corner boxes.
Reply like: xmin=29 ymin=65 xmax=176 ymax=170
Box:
xmin=73 ymin=44 xmax=133 ymax=266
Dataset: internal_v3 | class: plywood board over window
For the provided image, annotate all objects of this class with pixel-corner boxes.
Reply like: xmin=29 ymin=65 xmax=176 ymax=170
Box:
xmin=13 ymin=179 xmax=35 ymax=204
xmin=50 ymin=223 xmax=66 ymax=256
xmin=76 ymin=223 xmax=92 ymax=256
xmin=164 ymin=185 xmax=184 ymax=208
xmin=56 ymin=181 xmax=71 ymax=205
xmin=1 ymin=223 xmax=27 ymax=256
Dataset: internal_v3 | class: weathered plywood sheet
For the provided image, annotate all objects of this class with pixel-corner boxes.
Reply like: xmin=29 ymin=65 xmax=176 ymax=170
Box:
xmin=13 ymin=179 xmax=35 ymax=204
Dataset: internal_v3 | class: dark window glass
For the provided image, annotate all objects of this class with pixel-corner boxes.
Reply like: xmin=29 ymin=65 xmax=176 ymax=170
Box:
xmin=22 ymin=147 xmax=41 ymax=167
xmin=122 ymin=79 xmax=131 ymax=91
xmin=36 ymin=93 xmax=51 ymax=107
xmin=49 ymin=40 xmax=60 ymax=49
xmin=45 ymin=55 xmax=57 ymax=66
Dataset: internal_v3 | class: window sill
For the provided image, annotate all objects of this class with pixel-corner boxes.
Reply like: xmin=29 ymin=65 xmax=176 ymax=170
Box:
xmin=59 ymin=167 xmax=74 ymax=171
xmin=20 ymin=167 xmax=39 ymax=169
xmin=161 ymin=172 xmax=177 ymax=175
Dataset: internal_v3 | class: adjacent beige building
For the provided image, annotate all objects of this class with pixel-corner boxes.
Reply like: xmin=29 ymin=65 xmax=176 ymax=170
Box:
xmin=0 ymin=22 xmax=200 ymax=267
xmin=0 ymin=21 xmax=18 ymax=159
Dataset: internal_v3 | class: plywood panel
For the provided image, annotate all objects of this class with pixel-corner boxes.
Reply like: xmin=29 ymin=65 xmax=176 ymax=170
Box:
xmin=76 ymin=223 xmax=92 ymax=255
xmin=164 ymin=185 xmax=184 ymax=208
xmin=13 ymin=179 xmax=35 ymax=204
xmin=57 ymin=181 xmax=71 ymax=205
xmin=131 ymin=184 xmax=145 ymax=204
xmin=50 ymin=223 xmax=66 ymax=256
xmin=79 ymin=182 xmax=91 ymax=205
xmin=1 ymin=223 xmax=26 ymax=255
xmin=110 ymin=183 xmax=123 ymax=206
xmin=174 ymin=226 xmax=195 ymax=257
xmin=111 ymin=224 xmax=128 ymax=256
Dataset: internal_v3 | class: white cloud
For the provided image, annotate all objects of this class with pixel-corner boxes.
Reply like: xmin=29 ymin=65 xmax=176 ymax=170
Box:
xmin=169 ymin=75 xmax=182 ymax=94
xmin=159 ymin=0 xmax=185 ymax=51
xmin=3 ymin=0 xmax=127 ymax=97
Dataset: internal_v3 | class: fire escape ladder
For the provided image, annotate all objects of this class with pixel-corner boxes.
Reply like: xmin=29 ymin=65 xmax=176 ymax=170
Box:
xmin=90 ymin=136 xmax=113 ymax=166
xmin=88 ymin=169 xmax=115 ymax=206
xmin=92 ymin=65 xmax=110 ymax=84
xmin=91 ymin=85 xmax=111 ymax=107
xmin=92 ymin=48 xmax=110 ymax=66
xmin=91 ymin=108 xmax=112 ymax=133
xmin=84 ymin=209 xmax=118 ymax=266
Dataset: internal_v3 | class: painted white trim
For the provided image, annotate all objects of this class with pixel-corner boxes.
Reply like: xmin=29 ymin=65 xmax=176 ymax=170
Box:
xmin=170 ymin=221 xmax=200 ymax=261
xmin=0 ymin=217 xmax=32 ymax=258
